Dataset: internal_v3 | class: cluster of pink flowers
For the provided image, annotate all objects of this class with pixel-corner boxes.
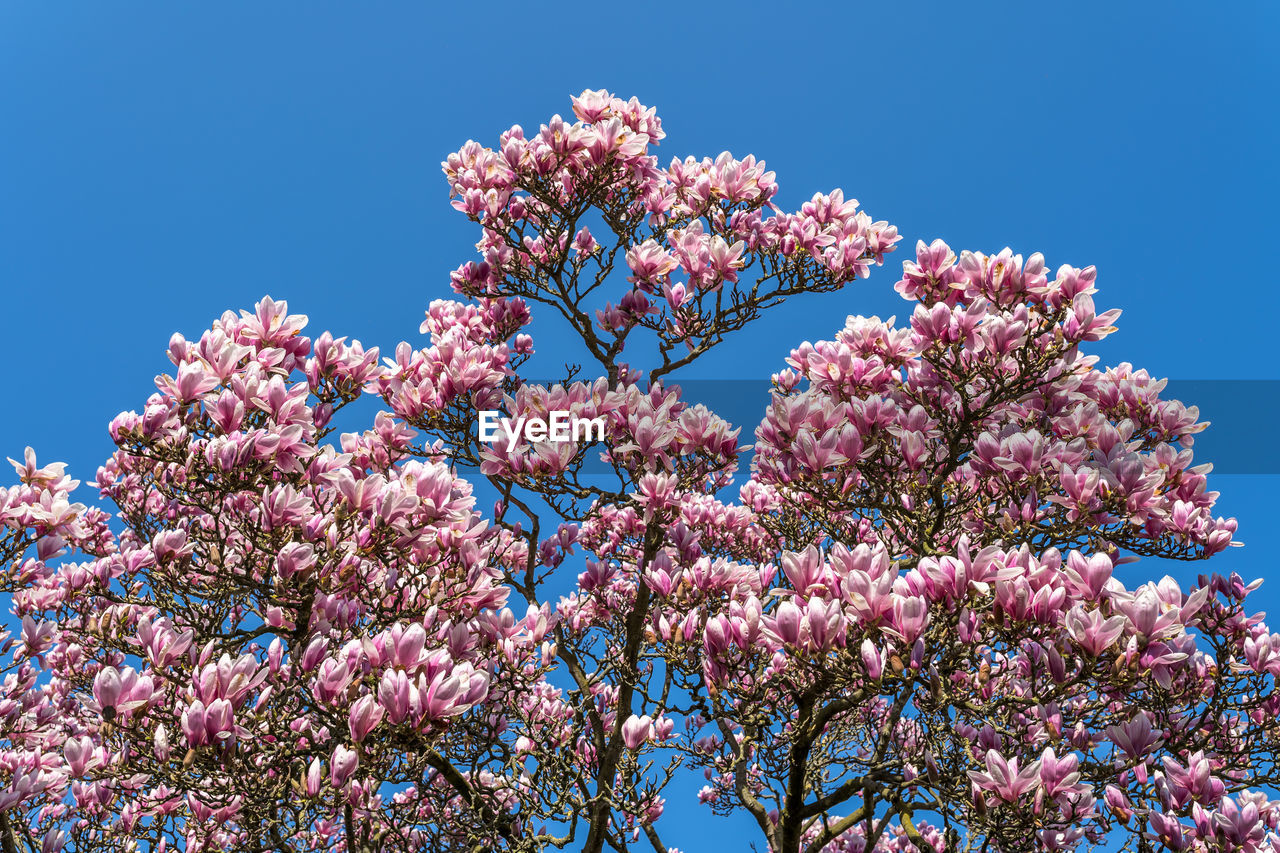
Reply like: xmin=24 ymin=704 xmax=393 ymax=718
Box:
xmin=658 ymin=522 xmax=1278 ymax=846
xmin=442 ymin=88 xmax=899 ymax=376
xmin=0 ymin=91 xmax=1275 ymax=853
xmin=755 ymin=239 xmax=1235 ymax=562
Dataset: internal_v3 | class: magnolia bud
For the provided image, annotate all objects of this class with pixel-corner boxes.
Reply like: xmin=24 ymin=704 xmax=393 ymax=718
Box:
xmin=154 ymin=725 xmax=170 ymax=761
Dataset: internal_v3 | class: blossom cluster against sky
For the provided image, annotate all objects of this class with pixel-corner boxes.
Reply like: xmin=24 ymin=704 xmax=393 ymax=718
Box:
xmin=1 ymin=2 xmax=1277 ymax=845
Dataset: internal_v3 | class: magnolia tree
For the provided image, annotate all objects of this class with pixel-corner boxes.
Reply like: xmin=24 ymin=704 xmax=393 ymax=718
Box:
xmin=0 ymin=90 xmax=1276 ymax=853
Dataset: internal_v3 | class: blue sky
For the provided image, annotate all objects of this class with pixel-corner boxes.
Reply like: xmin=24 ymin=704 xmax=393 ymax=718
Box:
xmin=2 ymin=2 xmax=1278 ymax=847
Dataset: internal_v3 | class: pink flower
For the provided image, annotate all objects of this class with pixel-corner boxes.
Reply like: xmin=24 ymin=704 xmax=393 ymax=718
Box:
xmin=1065 ymin=606 xmax=1127 ymax=656
xmin=1107 ymin=714 xmax=1161 ymax=760
xmin=348 ymin=695 xmax=385 ymax=743
xmin=860 ymin=639 xmax=884 ymax=680
xmin=92 ymin=667 xmax=124 ymax=713
xmin=330 ymin=745 xmax=358 ymax=788
xmin=781 ymin=546 xmax=824 ymax=597
xmin=968 ymin=749 xmax=1042 ymax=803
xmin=391 ymin=623 xmax=428 ymax=669
xmin=1036 ymin=748 xmax=1082 ymax=798
xmin=163 ymin=360 xmax=220 ymax=404
xmin=889 ymin=596 xmax=929 ymax=644
xmin=378 ymin=670 xmax=411 ymax=725
xmin=770 ymin=601 xmax=802 ymax=647
xmin=63 ymin=736 xmax=95 ymax=776
xmin=621 ymin=714 xmax=653 ymax=750
xmin=421 ymin=665 xmax=488 ymax=720
xmin=181 ymin=700 xmax=208 ymax=747
xmin=203 ymin=699 xmax=234 ymax=742
xmin=570 ymin=88 xmax=613 ymax=123
xmin=305 ymin=758 xmax=322 ymax=797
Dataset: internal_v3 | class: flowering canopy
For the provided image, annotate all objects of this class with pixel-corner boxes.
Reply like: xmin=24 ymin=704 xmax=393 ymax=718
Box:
xmin=1 ymin=91 xmax=1276 ymax=853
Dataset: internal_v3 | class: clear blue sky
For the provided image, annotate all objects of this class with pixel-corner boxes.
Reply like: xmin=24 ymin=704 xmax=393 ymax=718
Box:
xmin=2 ymin=2 xmax=1278 ymax=847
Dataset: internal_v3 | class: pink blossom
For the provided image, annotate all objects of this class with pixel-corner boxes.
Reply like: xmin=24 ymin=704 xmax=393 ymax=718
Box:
xmin=330 ymin=745 xmax=358 ymax=788
xmin=968 ymin=749 xmax=1042 ymax=803
xmin=622 ymin=714 xmax=654 ymax=750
